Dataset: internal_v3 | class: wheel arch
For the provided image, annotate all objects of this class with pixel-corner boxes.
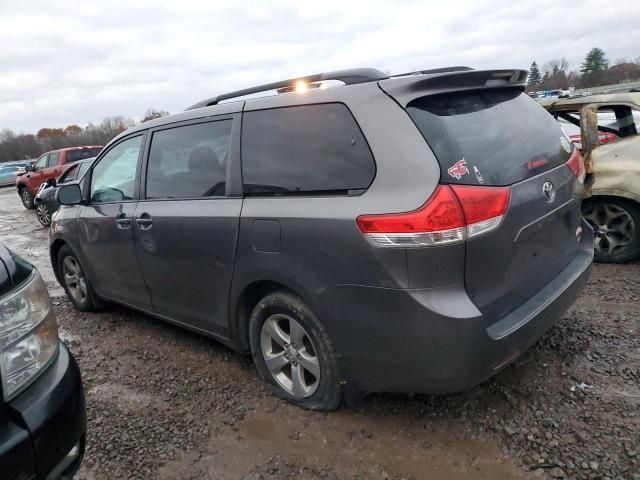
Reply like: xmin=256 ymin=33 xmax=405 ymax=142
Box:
xmin=50 ymin=239 xmax=69 ymax=284
xmin=230 ymin=278 xmax=311 ymax=353
xmin=589 ymin=189 xmax=640 ymax=207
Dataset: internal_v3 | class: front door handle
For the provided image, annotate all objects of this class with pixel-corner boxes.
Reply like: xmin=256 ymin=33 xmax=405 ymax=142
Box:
xmin=115 ymin=213 xmax=131 ymax=229
xmin=135 ymin=213 xmax=153 ymax=230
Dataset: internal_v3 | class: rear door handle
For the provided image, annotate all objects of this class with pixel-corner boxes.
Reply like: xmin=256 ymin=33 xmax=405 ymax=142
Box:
xmin=115 ymin=213 xmax=131 ymax=229
xmin=135 ymin=213 xmax=153 ymax=230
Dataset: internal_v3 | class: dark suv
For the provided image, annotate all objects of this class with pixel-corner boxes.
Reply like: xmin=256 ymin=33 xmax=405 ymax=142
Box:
xmin=0 ymin=243 xmax=86 ymax=478
xmin=50 ymin=67 xmax=593 ymax=410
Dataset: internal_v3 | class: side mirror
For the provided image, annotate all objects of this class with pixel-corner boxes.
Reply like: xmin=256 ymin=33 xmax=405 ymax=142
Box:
xmin=46 ymin=178 xmax=57 ymax=187
xmin=57 ymin=183 xmax=82 ymax=205
xmin=24 ymin=164 xmax=33 ymax=172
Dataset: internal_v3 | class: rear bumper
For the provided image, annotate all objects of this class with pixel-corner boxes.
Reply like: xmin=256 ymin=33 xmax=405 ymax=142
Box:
xmin=321 ymin=227 xmax=593 ymax=394
xmin=0 ymin=343 xmax=86 ymax=480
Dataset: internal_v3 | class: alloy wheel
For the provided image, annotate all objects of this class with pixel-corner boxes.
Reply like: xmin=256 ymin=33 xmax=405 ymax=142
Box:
xmin=583 ymin=202 xmax=636 ymax=258
xmin=36 ymin=204 xmax=51 ymax=226
xmin=260 ymin=314 xmax=320 ymax=398
xmin=21 ymin=189 xmax=32 ymax=206
xmin=62 ymin=256 xmax=88 ymax=304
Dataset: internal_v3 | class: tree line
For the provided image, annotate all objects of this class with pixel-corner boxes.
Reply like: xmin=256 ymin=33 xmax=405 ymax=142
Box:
xmin=527 ymin=47 xmax=640 ymax=92
xmin=0 ymin=108 xmax=169 ymax=163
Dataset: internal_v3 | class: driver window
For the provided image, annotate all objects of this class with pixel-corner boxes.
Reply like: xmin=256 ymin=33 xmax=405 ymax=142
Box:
xmin=145 ymin=120 xmax=231 ymax=199
xmin=59 ymin=164 xmax=79 ymax=184
xmin=34 ymin=155 xmax=48 ymax=170
xmin=90 ymin=136 xmax=142 ymax=203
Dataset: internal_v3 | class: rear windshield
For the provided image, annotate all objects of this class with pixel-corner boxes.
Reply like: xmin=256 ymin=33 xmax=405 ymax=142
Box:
xmin=407 ymin=89 xmax=573 ymax=186
xmin=67 ymin=148 xmax=102 ymax=163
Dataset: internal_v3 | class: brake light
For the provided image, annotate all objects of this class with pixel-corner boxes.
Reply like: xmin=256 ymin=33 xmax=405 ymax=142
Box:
xmin=566 ymin=149 xmax=585 ymax=184
xmin=356 ymin=185 xmax=511 ymax=247
xmin=450 ymin=185 xmax=511 ymax=238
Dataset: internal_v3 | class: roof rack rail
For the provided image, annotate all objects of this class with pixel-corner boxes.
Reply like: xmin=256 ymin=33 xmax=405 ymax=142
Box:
xmin=391 ymin=66 xmax=474 ymax=78
xmin=187 ymin=67 xmax=388 ymax=110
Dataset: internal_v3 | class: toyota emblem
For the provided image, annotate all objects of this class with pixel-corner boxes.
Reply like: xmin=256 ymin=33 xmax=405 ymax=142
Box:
xmin=542 ymin=181 xmax=555 ymax=202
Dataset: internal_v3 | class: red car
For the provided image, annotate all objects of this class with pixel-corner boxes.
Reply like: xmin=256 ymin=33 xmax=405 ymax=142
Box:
xmin=16 ymin=146 xmax=102 ymax=209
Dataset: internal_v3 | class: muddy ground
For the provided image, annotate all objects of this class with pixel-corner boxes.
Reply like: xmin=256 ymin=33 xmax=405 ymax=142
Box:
xmin=0 ymin=186 xmax=638 ymax=480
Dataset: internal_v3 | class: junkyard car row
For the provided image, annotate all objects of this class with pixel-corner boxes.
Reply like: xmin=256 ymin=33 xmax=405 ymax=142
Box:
xmin=0 ymin=67 xmax=638 ymax=479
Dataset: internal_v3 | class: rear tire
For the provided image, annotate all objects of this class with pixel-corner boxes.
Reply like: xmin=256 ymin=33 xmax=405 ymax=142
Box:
xmin=582 ymin=197 xmax=640 ymax=263
xmin=57 ymin=245 xmax=105 ymax=311
xmin=20 ymin=187 xmax=35 ymax=209
xmin=249 ymin=291 xmax=343 ymax=411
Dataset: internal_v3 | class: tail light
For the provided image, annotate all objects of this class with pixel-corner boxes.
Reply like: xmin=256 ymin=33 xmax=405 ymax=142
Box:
xmin=356 ymin=185 xmax=511 ymax=247
xmin=566 ymin=149 xmax=585 ymax=184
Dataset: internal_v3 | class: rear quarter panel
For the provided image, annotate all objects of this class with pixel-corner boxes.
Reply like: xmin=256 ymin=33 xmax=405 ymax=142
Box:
xmin=231 ymin=82 xmax=446 ymax=347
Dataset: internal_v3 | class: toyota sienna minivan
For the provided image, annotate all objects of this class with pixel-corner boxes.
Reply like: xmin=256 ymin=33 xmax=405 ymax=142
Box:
xmin=50 ymin=67 xmax=593 ymax=410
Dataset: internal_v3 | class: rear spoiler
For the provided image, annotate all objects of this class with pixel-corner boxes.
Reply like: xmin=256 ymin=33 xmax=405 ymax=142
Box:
xmin=378 ymin=69 xmax=528 ymax=107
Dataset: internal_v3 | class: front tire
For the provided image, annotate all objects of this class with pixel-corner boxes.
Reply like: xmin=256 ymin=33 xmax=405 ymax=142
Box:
xmin=35 ymin=203 xmax=52 ymax=227
xmin=249 ymin=291 xmax=342 ymax=410
xmin=582 ymin=197 xmax=640 ymax=263
xmin=57 ymin=245 xmax=104 ymax=311
xmin=20 ymin=187 xmax=35 ymax=209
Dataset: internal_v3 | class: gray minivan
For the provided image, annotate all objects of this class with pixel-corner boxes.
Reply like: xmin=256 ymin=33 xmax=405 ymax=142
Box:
xmin=50 ymin=67 xmax=593 ymax=410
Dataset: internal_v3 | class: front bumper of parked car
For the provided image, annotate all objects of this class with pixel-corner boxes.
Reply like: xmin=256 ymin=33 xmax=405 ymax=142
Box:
xmin=0 ymin=343 xmax=86 ymax=480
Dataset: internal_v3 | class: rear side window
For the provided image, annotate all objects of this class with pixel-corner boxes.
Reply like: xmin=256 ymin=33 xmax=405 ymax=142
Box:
xmin=145 ymin=121 xmax=232 ymax=199
xmin=47 ymin=152 xmax=60 ymax=167
xmin=407 ymin=89 xmax=573 ymax=186
xmin=241 ymin=104 xmax=375 ymax=195
xmin=67 ymin=148 xmax=102 ymax=163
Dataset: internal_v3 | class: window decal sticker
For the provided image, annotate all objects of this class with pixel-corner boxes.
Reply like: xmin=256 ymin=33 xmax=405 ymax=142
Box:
xmin=473 ymin=166 xmax=485 ymax=184
xmin=447 ymin=158 xmax=469 ymax=180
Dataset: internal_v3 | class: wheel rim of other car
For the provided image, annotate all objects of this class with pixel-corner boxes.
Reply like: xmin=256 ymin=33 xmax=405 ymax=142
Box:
xmin=63 ymin=256 xmax=88 ymax=303
xmin=260 ymin=314 xmax=320 ymax=398
xmin=583 ymin=202 xmax=636 ymax=257
xmin=22 ymin=189 xmax=31 ymax=204
xmin=36 ymin=204 xmax=51 ymax=225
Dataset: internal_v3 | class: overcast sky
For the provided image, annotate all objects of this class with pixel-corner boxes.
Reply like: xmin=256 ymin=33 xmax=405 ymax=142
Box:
xmin=1 ymin=0 xmax=638 ymax=133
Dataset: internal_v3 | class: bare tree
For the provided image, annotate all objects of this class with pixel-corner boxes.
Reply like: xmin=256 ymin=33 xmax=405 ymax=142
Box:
xmin=142 ymin=108 xmax=170 ymax=123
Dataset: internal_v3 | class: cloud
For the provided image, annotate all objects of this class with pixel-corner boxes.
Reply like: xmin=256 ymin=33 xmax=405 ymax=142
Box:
xmin=1 ymin=0 xmax=638 ymax=133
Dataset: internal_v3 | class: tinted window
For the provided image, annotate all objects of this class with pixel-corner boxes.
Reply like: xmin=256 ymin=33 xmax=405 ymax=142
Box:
xmin=47 ymin=152 xmax=60 ymax=167
xmin=91 ymin=136 xmax=142 ymax=203
xmin=146 ymin=121 xmax=231 ymax=199
xmin=407 ymin=89 xmax=573 ymax=186
xmin=241 ymin=104 xmax=375 ymax=195
xmin=67 ymin=148 xmax=102 ymax=163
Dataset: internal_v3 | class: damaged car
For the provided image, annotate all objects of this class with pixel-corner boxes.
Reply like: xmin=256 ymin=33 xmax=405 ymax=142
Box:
xmin=541 ymin=93 xmax=640 ymax=263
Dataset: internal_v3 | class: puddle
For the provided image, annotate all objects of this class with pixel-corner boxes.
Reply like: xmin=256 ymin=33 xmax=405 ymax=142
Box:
xmin=163 ymin=401 xmax=527 ymax=479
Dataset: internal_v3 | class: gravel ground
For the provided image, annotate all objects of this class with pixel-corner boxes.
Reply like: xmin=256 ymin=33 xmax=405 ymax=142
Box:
xmin=1 ymin=187 xmax=638 ymax=479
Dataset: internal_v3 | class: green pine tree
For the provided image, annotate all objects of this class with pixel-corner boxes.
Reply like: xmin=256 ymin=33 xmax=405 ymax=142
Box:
xmin=580 ymin=48 xmax=609 ymax=74
xmin=528 ymin=61 xmax=543 ymax=87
